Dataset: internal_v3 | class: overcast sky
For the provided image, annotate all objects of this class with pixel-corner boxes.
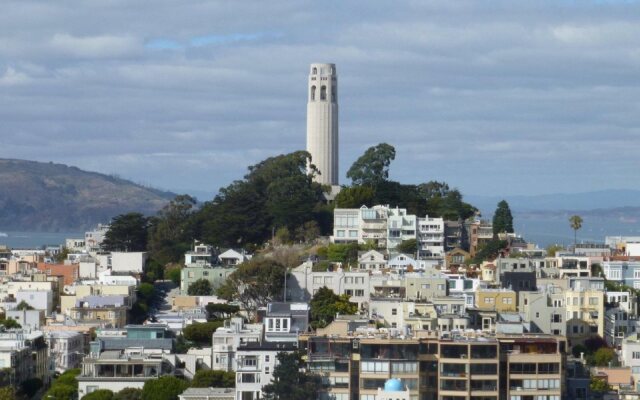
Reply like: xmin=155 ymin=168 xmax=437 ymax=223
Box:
xmin=1 ymin=0 xmax=639 ymax=199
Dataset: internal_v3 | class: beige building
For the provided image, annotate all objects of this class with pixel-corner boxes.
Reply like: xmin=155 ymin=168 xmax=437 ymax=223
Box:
xmin=476 ymin=289 xmax=517 ymax=312
xmin=565 ymin=287 xmax=604 ymax=346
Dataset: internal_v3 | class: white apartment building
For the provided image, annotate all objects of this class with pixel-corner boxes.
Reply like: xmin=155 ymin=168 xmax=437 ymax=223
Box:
xmin=45 ymin=330 xmax=85 ymax=372
xmin=417 ymin=216 xmax=445 ymax=258
xmin=211 ymin=317 xmax=263 ymax=372
xmin=287 ymin=262 xmax=370 ymax=307
xmin=235 ymin=342 xmax=297 ymax=400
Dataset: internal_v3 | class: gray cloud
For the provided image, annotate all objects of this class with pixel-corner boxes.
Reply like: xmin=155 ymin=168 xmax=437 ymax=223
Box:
xmin=1 ymin=0 xmax=639 ymax=199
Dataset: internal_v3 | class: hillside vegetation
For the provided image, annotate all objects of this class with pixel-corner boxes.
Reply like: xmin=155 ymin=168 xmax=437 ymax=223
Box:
xmin=0 ymin=159 xmax=175 ymax=231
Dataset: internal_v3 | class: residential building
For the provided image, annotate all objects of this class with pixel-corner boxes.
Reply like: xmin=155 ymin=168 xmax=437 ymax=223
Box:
xmin=261 ymin=302 xmax=309 ymax=343
xmin=45 ymin=330 xmax=85 ymax=372
xmin=417 ymin=216 xmax=445 ymax=259
xmin=180 ymin=264 xmax=236 ymax=294
xmin=85 ymin=224 xmax=110 ymax=253
xmin=110 ymin=252 xmax=148 ymax=274
xmin=179 ymin=388 xmax=235 ymax=400
xmin=77 ymin=324 xmax=177 ymax=396
xmin=288 ymin=262 xmax=370 ymax=307
xmin=476 ymin=288 xmax=517 ymax=312
xmin=235 ymin=342 xmax=297 ymax=400
xmin=301 ymin=327 xmax=566 ymax=400
xmin=6 ymin=308 xmax=45 ymax=330
xmin=565 ymin=278 xmax=605 ymax=346
xmin=219 ymin=249 xmax=251 ymax=266
xmin=357 ymin=250 xmax=387 ymax=271
xmin=212 ymin=317 xmax=263 ymax=372
xmin=0 ymin=330 xmax=49 ymax=387
xmin=36 ymin=262 xmax=79 ymax=285
xmin=70 ymin=295 xmax=128 ymax=328
xmin=185 ymin=243 xmax=216 ymax=266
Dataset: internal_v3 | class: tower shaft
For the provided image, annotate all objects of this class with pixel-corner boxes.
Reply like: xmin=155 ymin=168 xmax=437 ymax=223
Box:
xmin=306 ymin=63 xmax=338 ymax=186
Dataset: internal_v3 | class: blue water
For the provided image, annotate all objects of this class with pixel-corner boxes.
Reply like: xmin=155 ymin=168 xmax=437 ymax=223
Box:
xmin=1 ymin=214 xmax=638 ymax=250
xmin=0 ymin=231 xmax=83 ymax=249
xmin=514 ymin=214 xmax=640 ymax=247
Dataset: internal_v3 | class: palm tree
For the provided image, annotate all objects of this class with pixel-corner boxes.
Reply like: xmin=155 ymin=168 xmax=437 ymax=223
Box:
xmin=569 ymin=215 xmax=583 ymax=253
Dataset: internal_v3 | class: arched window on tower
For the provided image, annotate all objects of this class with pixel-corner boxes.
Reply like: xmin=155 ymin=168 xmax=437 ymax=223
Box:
xmin=311 ymin=86 xmax=316 ymax=101
xmin=312 ymin=67 xmax=317 ymax=74
xmin=320 ymin=85 xmax=327 ymax=101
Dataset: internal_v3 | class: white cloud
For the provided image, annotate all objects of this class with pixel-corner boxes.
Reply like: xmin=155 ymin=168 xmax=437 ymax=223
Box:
xmin=0 ymin=67 xmax=30 ymax=86
xmin=49 ymin=33 xmax=141 ymax=58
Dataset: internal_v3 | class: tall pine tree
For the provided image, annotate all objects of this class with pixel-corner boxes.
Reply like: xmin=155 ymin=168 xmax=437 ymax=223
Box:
xmin=492 ymin=200 xmax=514 ymax=235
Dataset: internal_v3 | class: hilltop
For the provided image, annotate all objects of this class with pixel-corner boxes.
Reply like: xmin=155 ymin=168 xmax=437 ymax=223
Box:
xmin=0 ymin=159 xmax=175 ymax=231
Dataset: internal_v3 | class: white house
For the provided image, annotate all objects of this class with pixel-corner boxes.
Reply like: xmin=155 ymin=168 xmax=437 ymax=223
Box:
xmin=219 ymin=249 xmax=251 ymax=266
xmin=110 ymin=252 xmax=147 ymax=274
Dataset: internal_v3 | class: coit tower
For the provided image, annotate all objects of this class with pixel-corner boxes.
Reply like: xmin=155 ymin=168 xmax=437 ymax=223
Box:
xmin=306 ymin=63 xmax=338 ymax=186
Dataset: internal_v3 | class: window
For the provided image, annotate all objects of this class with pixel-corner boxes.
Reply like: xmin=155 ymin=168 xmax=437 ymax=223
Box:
xmin=355 ymin=289 xmax=364 ymax=297
xmin=320 ymin=86 xmax=327 ymax=100
xmin=484 ymin=297 xmax=495 ymax=304
xmin=336 ymin=230 xmax=345 ymax=238
xmin=633 ymin=352 xmax=640 ymax=359
xmin=503 ymin=297 xmax=513 ymax=304
xmin=392 ymin=308 xmax=397 ymax=315
xmin=589 ymin=297 xmax=598 ymax=305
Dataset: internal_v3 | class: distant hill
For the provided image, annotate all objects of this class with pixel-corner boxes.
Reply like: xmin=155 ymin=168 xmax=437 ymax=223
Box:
xmin=467 ymin=189 xmax=640 ymax=216
xmin=0 ymin=159 xmax=176 ymax=231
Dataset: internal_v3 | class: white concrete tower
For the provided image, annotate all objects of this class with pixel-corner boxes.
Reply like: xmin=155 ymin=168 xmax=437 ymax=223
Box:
xmin=306 ymin=63 xmax=338 ymax=186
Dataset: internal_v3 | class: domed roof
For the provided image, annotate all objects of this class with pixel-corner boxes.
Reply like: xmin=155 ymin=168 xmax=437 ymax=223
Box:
xmin=383 ymin=378 xmax=404 ymax=392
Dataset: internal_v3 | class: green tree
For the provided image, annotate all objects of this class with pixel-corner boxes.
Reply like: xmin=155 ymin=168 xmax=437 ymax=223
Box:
xmin=262 ymin=352 xmax=321 ymax=400
xmin=473 ymin=239 xmax=507 ymax=263
xmin=143 ymin=259 xmax=164 ymax=283
xmin=103 ymin=212 xmax=149 ymax=252
xmin=572 ymin=344 xmax=588 ymax=358
xmin=113 ymin=388 xmax=143 ymax=400
xmin=326 ymin=243 xmax=360 ymax=264
xmin=138 ymin=282 xmax=155 ymax=302
xmin=310 ymin=287 xmax=358 ymax=329
xmin=20 ymin=377 xmax=43 ymax=397
xmin=54 ymin=246 xmax=70 ymax=263
xmin=396 ymin=239 xmax=418 ymax=255
xmin=188 ymin=279 xmax=213 ymax=296
xmin=569 ymin=215 xmax=583 ymax=252
xmin=0 ymin=318 xmax=21 ymax=329
xmin=147 ymin=195 xmax=198 ymax=265
xmin=15 ymin=300 xmax=34 ymax=310
xmin=293 ymin=221 xmax=320 ymax=243
xmin=0 ymin=387 xmax=15 ymax=400
xmin=334 ymin=186 xmax=375 ymax=208
xmin=82 ymin=389 xmax=114 ymax=400
xmin=216 ymin=258 xmax=286 ymax=319
xmin=191 ymin=370 xmax=235 ymax=388
xmin=590 ymin=377 xmax=611 ymax=394
xmin=592 ymin=347 xmax=616 ymax=366
xmin=347 ymin=143 xmax=396 ymax=186
xmin=165 ymin=264 xmax=182 ymax=286
xmin=492 ymin=200 xmax=514 ymax=235
xmin=422 ymin=186 xmax=477 ymax=220
xmin=45 ymin=384 xmax=76 ymax=400
xmin=274 ymin=227 xmax=291 ymax=245
xmin=199 ymin=151 xmax=325 ymax=248
xmin=205 ymin=303 xmax=240 ymax=319
xmin=545 ymin=244 xmax=564 ymax=257
xmin=141 ymin=376 xmax=189 ymax=400
xmin=183 ymin=321 xmax=224 ymax=345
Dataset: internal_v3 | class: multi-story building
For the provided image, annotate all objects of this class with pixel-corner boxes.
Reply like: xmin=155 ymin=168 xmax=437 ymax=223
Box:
xmin=301 ymin=325 xmax=566 ymax=400
xmin=85 ymin=224 xmax=110 ymax=253
xmin=604 ymin=291 xmax=640 ymax=347
xmin=45 ymin=330 xmax=85 ymax=372
xmin=0 ymin=330 xmax=50 ymax=387
xmin=603 ymin=259 xmax=640 ymax=288
xmin=333 ymin=205 xmax=418 ymax=251
xmin=520 ymin=285 xmax=566 ymax=336
xmin=180 ymin=264 xmax=236 ymax=294
xmin=357 ymin=250 xmax=387 ymax=271
xmin=212 ymin=317 xmax=263 ymax=372
xmin=185 ymin=243 xmax=216 ymax=265
xmin=288 ymin=262 xmax=370 ymax=307
xmin=465 ymin=219 xmax=493 ymax=257
xmin=235 ymin=342 xmax=297 ymax=400
xmin=417 ymin=217 xmax=445 ymax=260
xmin=70 ymin=295 xmax=129 ymax=328
xmin=565 ymin=278 xmax=605 ymax=347
xmin=78 ymin=324 xmax=176 ymax=396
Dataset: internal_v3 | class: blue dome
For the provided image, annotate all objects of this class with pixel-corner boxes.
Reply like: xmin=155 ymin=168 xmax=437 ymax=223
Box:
xmin=384 ymin=379 xmax=404 ymax=392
